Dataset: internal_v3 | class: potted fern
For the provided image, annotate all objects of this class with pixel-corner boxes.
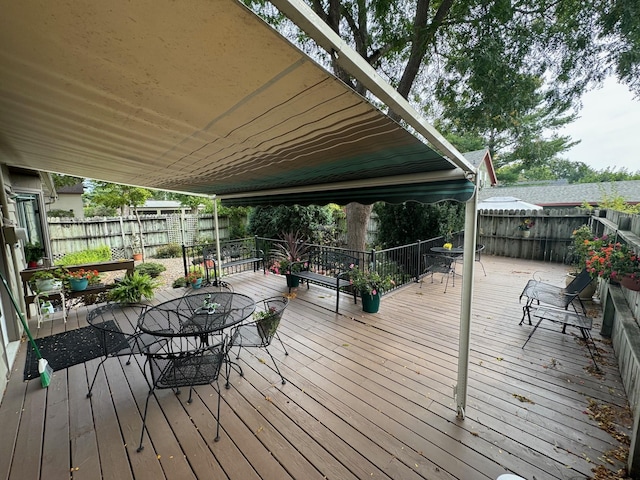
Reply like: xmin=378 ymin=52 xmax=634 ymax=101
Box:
xmin=108 ymin=271 xmax=159 ymax=304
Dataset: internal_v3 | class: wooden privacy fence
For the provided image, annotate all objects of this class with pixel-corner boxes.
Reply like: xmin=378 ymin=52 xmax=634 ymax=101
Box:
xmin=478 ymin=208 xmax=591 ymax=262
xmin=48 ymin=213 xmax=230 ymax=260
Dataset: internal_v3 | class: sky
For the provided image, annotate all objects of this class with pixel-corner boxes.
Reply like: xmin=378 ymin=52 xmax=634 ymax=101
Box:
xmin=560 ymin=77 xmax=639 ymax=173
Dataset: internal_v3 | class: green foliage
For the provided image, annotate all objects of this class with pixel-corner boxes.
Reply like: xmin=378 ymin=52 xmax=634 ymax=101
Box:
xmin=155 ymin=243 xmax=182 ymax=258
xmin=247 ymin=205 xmax=334 ymax=244
xmin=24 ymin=242 xmax=43 ymax=263
xmin=84 ymin=205 xmax=117 ymax=217
xmin=54 ymin=246 xmax=112 ymax=266
xmin=172 ymin=276 xmax=187 ymax=288
xmin=134 ymin=262 xmax=166 ymax=278
xmin=596 ymin=192 xmax=640 ymax=214
xmin=373 ymin=202 xmax=465 ymax=248
xmin=107 ymin=271 xmax=159 ymax=304
xmin=348 ymin=265 xmax=395 ymax=296
xmin=52 ymin=174 xmax=83 ymax=189
xmin=47 ymin=209 xmax=75 ymax=218
xmin=84 ymin=181 xmax=152 ymax=214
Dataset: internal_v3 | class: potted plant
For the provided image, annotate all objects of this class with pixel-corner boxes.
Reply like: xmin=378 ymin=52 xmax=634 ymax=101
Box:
xmin=130 ymin=234 xmax=143 ymax=261
xmin=586 ymin=240 xmax=640 ymax=291
xmin=29 ymin=270 xmax=63 ymax=293
xmin=25 ymin=241 xmax=44 ymax=268
xmin=269 ymin=231 xmax=311 ymax=288
xmin=186 ymin=266 xmax=204 ymax=289
xmin=64 ymin=268 xmax=101 ymax=292
xmin=107 ymin=271 xmax=160 ymax=304
xmin=348 ymin=265 xmax=395 ymax=313
xmin=517 ymin=218 xmax=535 ymax=238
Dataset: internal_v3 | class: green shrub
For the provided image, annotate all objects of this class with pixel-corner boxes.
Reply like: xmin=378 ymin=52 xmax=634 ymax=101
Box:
xmin=155 ymin=243 xmax=182 ymax=258
xmin=135 ymin=262 xmax=166 ymax=278
xmin=55 ymin=246 xmax=112 ymax=266
xmin=47 ymin=209 xmax=75 ymax=218
xmin=108 ymin=271 xmax=159 ymax=304
xmin=172 ymin=277 xmax=187 ymax=288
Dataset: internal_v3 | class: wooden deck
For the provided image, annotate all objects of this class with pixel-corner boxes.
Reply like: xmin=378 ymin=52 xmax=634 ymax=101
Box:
xmin=0 ymin=256 xmax=631 ymax=480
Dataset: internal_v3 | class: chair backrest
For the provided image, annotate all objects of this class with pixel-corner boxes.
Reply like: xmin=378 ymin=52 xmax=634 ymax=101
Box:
xmin=148 ymin=342 xmax=225 ymax=389
xmin=86 ymin=302 xmax=144 ymax=354
xmin=475 ymin=244 xmax=485 ymax=261
xmin=565 ymin=268 xmax=592 ymax=295
xmin=423 ymin=254 xmax=453 ymax=274
xmin=256 ymin=296 xmax=289 ymax=343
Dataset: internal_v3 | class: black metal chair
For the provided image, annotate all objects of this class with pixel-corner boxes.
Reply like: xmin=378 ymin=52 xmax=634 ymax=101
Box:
xmin=86 ymin=302 xmax=169 ymax=398
xmin=421 ymin=254 xmax=456 ymax=293
xmin=228 ymin=296 xmax=289 ymax=385
xmin=474 ymin=244 xmax=487 ymax=276
xmin=137 ymin=342 xmax=226 ymax=452
xmin=518 ymin=268 xmax=593 ymax=325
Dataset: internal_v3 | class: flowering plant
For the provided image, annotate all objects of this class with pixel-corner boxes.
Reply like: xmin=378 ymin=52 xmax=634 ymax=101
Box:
xmin=348 ymin=264 xmax=395 ymax=296
xmin=66 ymin=268 xmax=101 ymax=284
xmin=518 ymin=218 xmax=535 ymax=231
xmin=185 ymin=267 xmax=203 ymax=283
xmin=586 ymin=241 xmax=640 ymax=281
xmin=269 ymin=231 xmax=311 ymax=275
xmin=269 ymin=258 xmax=308 ymax=275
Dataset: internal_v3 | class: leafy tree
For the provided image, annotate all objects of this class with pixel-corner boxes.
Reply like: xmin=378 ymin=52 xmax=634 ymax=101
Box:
xmin=85 ymin=181 xmax=152 ymax=216
xmin=52 ymin=173 xmax=83 ymax=189
xmin=373 ymin=201 xmax=465 ymax=248
xmin=247 ymin=0 xmax=640 ymax=250
xmin=248 ymin=205 xmax=334 ymax=244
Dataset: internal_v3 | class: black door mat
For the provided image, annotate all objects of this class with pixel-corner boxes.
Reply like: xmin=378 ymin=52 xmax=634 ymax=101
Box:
xmin=24 ymin=321 xmax=125 ymax=381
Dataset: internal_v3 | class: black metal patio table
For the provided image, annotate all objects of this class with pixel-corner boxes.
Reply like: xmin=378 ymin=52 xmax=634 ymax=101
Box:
xmin=137 ymin=291 xmax=256 ymax=351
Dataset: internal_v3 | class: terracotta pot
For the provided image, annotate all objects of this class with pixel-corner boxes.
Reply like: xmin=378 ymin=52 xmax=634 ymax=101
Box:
xmin=620 ymin=275 xmax=640 ymax=292
xmin=132 ymin=253 xmax=143 ymax=261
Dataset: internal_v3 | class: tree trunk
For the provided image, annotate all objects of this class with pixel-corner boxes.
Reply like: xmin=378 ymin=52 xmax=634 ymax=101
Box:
xmin=345 ymin=203 xmax=373 ymax=252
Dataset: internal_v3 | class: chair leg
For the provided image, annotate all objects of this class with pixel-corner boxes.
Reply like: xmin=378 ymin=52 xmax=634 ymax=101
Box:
xmin=87 ymin=356 xmax=109 ymax=398
xmin=137 ymin=390 xmax=155 ymax=452
xmin=213 ymin=382 xmax=222 ymax=442
xmin=275 ymin=332 xmax=288 ymax=356
xmin=265 ymin=347 xmax=286 ymax=385
xmin=478 ymin=260 xmax=487 ymax=276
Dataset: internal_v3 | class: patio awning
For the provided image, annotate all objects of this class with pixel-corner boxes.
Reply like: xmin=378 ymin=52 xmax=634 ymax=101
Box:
xmin=0 ymin=0 xmax=474 ymax=206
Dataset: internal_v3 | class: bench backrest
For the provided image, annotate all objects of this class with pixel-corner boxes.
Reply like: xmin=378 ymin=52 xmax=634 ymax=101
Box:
xmin=308 ymin=249 xmax=359 ymax=276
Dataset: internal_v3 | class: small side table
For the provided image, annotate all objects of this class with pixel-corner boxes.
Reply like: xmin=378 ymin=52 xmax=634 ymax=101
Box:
xmin=34 ymin=289 xmax=67 ymax=328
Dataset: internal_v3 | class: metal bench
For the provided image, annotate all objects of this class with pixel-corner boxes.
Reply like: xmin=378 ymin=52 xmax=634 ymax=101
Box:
xmin=290 ymin=249 xmax=359 ymax=313
xmin=202 ymin=241 xmax=264 ymax=285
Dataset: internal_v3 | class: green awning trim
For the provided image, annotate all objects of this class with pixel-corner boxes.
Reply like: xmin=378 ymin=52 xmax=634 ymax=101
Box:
xmin=221 ymin=178 xmax=476 ymax=207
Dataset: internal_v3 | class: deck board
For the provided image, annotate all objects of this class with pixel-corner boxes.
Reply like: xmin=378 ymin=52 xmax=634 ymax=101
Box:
xmin=0 ymin=256 xmax=632 ymax=479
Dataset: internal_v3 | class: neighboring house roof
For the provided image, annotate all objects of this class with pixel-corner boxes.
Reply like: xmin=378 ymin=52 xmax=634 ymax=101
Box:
xmin=477 ymin=196 xmax=543 ymax=211
xmin=479 ymin=180 xmax=640 ymax=207
xmin=463 ymin=149 xmax=498 ymax=187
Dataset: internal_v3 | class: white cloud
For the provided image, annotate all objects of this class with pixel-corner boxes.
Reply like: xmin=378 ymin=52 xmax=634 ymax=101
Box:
xmin=561 ymin=78 xmax=640 ymax=172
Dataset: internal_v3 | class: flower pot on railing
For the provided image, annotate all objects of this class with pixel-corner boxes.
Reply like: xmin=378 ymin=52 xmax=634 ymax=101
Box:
xmin=620 ymin=275 xmax=640 ymax=292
